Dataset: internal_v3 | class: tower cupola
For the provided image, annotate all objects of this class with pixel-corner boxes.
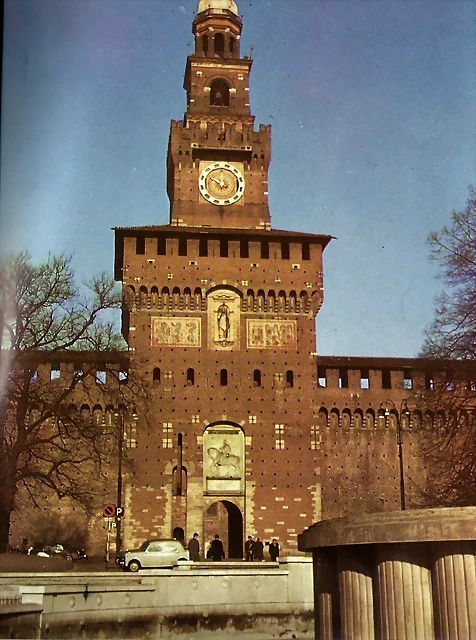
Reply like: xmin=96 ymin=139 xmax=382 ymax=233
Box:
xmin=193 ymin=0 xmax=242 ymax=59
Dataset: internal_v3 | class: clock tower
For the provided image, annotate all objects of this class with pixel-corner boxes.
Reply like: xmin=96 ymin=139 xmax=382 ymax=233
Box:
xmin=114 ymin=0 xmax=332 ymax=557
xmin=167 ymin=0 xmax=271 ymax=229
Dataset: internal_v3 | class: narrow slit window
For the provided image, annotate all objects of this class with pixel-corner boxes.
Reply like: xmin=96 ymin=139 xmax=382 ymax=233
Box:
xmin=220 ymin=369 xmax=228 ymax=386
xmin=199 ymin=237 xmax=208 ymax=257
xmin=253 ymin=369 xmax=262 ymax=387
xmin=187 ymin=368 xmax=195 ymax=385
xmin=220 ymin=238 xmax=228 ymax=257
xmin=338 ymin=369 xmax=348 ymax=389
xmin=178 ymin=237 xmax=187 ymax=256
xmin=382 ymin=369 xmax=391 ymax=389
xmin=157 ymin=236 xmax=167 ymax=255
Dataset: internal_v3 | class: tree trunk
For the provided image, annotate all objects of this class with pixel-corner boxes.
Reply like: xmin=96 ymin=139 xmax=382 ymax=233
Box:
xmin=0 ymin=501 xmax=12 ymax=553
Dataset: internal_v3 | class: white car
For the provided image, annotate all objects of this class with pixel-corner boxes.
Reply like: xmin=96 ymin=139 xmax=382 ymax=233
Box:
xmin=117 ymin=539 xmax=190 ymax=572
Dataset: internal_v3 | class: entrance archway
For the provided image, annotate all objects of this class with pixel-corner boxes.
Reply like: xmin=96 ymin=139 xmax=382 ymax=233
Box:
xmin=204 ymin=500 xmax=243 ymax=559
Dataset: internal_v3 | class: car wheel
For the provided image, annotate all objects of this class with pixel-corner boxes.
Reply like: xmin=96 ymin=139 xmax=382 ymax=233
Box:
xmin=128 ymin=560 xmax=141 ymax=572
xmin=178 ymin=557 xmax=188 ymax=561
xmin=65 ymin=554 xmax=73 ymax=562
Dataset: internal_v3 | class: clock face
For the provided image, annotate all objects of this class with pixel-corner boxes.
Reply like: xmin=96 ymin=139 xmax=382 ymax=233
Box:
xmin=199 ymin=162 xmax=245 ymax=205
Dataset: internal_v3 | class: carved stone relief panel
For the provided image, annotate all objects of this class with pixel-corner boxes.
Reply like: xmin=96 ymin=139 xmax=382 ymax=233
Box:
xmin=151 ymin=316 xmax=201 ymax=347
xmin=246 ymin=319 xmax=297 ymax=349
xmin=207 ymin=289 xmax=241 ymax=350
xmin=203 ymin=424 xmax=244 ymax=495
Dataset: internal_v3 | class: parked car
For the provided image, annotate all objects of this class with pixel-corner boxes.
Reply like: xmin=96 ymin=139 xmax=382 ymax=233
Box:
xmin=28 ymin=543 xmax=86 ymax=562
xmin=117 ymin=539 xmax=190 ymax=572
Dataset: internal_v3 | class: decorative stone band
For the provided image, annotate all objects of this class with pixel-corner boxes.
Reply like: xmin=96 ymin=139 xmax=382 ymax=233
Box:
xmin=298 ymin=508 xmax=476 ymax=640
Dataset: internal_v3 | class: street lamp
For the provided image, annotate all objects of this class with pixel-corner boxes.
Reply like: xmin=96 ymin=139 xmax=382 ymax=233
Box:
xmin=382 ymin=400 xmax=410 ymax=510
xmin=115 ymin=405 xmax=137 ymax=555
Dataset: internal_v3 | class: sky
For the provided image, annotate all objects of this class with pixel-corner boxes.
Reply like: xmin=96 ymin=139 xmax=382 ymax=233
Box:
xmin=1 ymin=0 xmax=475 ymax=357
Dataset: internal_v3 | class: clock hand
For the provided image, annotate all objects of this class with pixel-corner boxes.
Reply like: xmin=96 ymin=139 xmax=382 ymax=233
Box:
xmin=210 ymin=176 xmax=222 ymax=186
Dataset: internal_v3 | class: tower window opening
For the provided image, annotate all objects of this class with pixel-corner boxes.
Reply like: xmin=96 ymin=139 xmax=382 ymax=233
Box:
xmin=285 ymin=370 xmax=294 ymax=388
xmin=229 ymin=36 xmax=235 ymax=56
xmin=338 ymin=368 xmax=348 ymax=389
xmin=403 ymin=369 xmax=413 ymax=390
xmin=153 ymin=368 xmax=161 ymax=383
xmin=302 ymin=242 xmax=310 ymax=260
xmin=240 ymin=239 xmax=249 ymax=258
xmin=136 ymin=235 xmax=145 ymax=255
xmin=187 ymin=368 xmax=195 ymax=386
xmin=202 ymin=35 xmax=208 ymax=56
xmin=214 ymin=32 xmax=225 ymax=58
xmin=261 ymin=241 xmax=269 ymax=259
xmin=220 ymin=369 xmax=228 ymax=386
xmin=50 ymin=364 xmax=61 ymax=380
xmin=199 ymin=237 xmax=208 ymax=257
xmin=253 ymin=369 xmax=262 ymax=387
xmin=220 ymin=238 xmax=228 ymax=257
xmin=318 ymin=366 xmax=327 ymax=388
xmin=281 ymin=241 xmax=290 ymax=260
xmin=157 ymin=236 xmax=166 ymax=255
xmin=178 ymin=237 xmax=187 ymax=256
xmin=360 ymin=369 xmax=370 ymax=389
xmin=425 ymin=372 xmax=435 ymax=391
xmin=382 ymin=369 xmax=392 ymax=389
xmin=210 ymin=79 xmax=229 ymax=106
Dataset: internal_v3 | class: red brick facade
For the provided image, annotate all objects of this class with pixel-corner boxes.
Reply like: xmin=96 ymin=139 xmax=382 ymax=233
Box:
xmin=112 ymin=1 xmax=433 ymax=558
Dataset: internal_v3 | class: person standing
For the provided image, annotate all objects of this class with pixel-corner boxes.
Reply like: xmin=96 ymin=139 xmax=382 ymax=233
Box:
xmin=188 ymin=532 xmax=200 ymax=561
xmin=210 ymin=534 xmax=225 ymax=561
xmin=268 ymin=538 xmax=280 ymax=562
xmin=244 ymin=535 xmax=254 ymax=561
xmin=252 ymin=536 xmax=264 ymax=561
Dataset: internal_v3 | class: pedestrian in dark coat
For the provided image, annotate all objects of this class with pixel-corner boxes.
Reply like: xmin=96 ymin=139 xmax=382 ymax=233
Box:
xmin=269 ymin=538 xmax=279 ymax=562
xmin=188 ymin=533 xmax=200 ymax=561
xmin=244 ymin=535 xmax=254 ymax=561
xmin=209 ymin=534 xmax=225 ymax=561
xmin=252 ymin=537 xmax=264 ymax=561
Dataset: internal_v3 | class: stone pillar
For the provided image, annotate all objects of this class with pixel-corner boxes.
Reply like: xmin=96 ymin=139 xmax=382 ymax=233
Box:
xmin=313 ymin=549 xmax=337 ymax=640
xmin=337 ymin=547 xmax=375 ymax=640
xmin=432 ymin=541 xmax=476 ymax=640
xmin=376 ymin=543 xmax=434 ymax=640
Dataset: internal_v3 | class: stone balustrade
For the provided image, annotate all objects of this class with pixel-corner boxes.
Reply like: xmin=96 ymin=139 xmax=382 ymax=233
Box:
xmin=298 ymin=507 xmax=476 ymax=640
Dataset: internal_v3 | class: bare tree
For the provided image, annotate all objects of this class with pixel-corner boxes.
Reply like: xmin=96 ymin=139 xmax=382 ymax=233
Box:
xmin=0 ymin=252 xmax=140 ymax=552
xmin=419 ymin=187 xmax=476 ymax=506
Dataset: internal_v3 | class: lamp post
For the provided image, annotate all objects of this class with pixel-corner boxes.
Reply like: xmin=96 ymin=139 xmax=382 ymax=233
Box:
xmin=115 ymin=408 xmax=124 ymax=555
xmin=383 ymin=400 xmax=410 ymax=511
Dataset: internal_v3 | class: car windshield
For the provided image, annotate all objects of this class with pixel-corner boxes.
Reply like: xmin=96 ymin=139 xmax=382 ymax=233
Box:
xmin=139 ymin=541 xmax=149 ymax=551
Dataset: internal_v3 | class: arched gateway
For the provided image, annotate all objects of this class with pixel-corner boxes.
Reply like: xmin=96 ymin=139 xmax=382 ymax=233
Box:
xmin=203 ymin=500 xmax=243 ymax=559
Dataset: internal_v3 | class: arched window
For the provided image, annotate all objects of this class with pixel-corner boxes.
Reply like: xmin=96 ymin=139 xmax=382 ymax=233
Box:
xmin=278 ymin=290 xmax=286 ymax=311
xmin=202 ymin=35 xmax=208 ymax=56
xmin=214 ymin=33 xmax=225 ymax=57
xmin=172 ymin=287 xmax=180 ymax=308
xmin=253 ymin=369 xmax=262 ymax=387
xmin=172 ymin=465 xmax=187 ymax=496
xmin=194 ymin=287 xmax=202 ymax=310
xmin=161 ymin=287 xmax=170 ymax=308
xmin=267 ymin=290 xmax=276 ymax=312
xmin=229 ymin=36 xmax=235 ymax=56
xmin=285 ymin=370 xmax=294 ymax=388
xmin=150 ymin=286 xmax=159 ymax=308
xmin=257 ymin=289 xmax=265 ymax=310
xmin=187 ymin=368 xmax=195 ymax=386
xmin=210 ymin=79 xmax=229 ymax=106
xmin=247 ymin=289 xmax=255 ymax=311
xmin=153 ymin=368 xmax=161 ymax=383
xmin=220 ymin=369 xmax=228 ymax=386
xmin=184 ymin=287 xmax=191 ymax=309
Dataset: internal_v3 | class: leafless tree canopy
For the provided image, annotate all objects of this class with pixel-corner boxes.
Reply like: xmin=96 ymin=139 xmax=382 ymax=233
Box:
xmin=419 ymin=187 xmax=476 ymax=507
xmin=0 ymin=252 xmax=141 ymax=552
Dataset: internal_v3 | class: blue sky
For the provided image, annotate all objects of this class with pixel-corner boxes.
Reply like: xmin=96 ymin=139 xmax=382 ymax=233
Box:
xmin=2 ymin=0 xmax=475 ymax=357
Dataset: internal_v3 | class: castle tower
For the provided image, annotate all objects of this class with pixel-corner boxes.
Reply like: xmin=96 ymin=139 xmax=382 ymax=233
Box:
xmin=114 ymin=0 xmax=331 ymax=557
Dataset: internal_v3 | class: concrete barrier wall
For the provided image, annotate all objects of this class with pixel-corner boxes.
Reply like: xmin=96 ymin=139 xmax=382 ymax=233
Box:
xmin=0 ymin=557 xmax=313 ymax=639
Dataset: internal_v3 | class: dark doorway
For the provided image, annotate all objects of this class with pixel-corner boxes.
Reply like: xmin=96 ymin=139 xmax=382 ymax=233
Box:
xmin=173 ymin=527 xmax=185 ymax=544
xmin=203 ymin=500 xmax=243 ymax=559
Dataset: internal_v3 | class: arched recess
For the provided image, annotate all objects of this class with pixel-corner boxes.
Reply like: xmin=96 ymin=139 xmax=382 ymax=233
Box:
xmin=341 ymin=409 xmax=351 ymax=429
xmin=172 ymin=527 xmax=185 ymax=545
xmin=203 ymin=500 xmax=243 ymax=559
xmin=210 ymin=78 xmax=229 ymax=106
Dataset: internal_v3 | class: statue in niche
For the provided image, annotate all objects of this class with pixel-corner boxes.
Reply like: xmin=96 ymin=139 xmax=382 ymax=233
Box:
xmin=207 ymin=439 xmax=241 ymax=478
xmin=216 ymin=302 xmax=231 ymax=340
